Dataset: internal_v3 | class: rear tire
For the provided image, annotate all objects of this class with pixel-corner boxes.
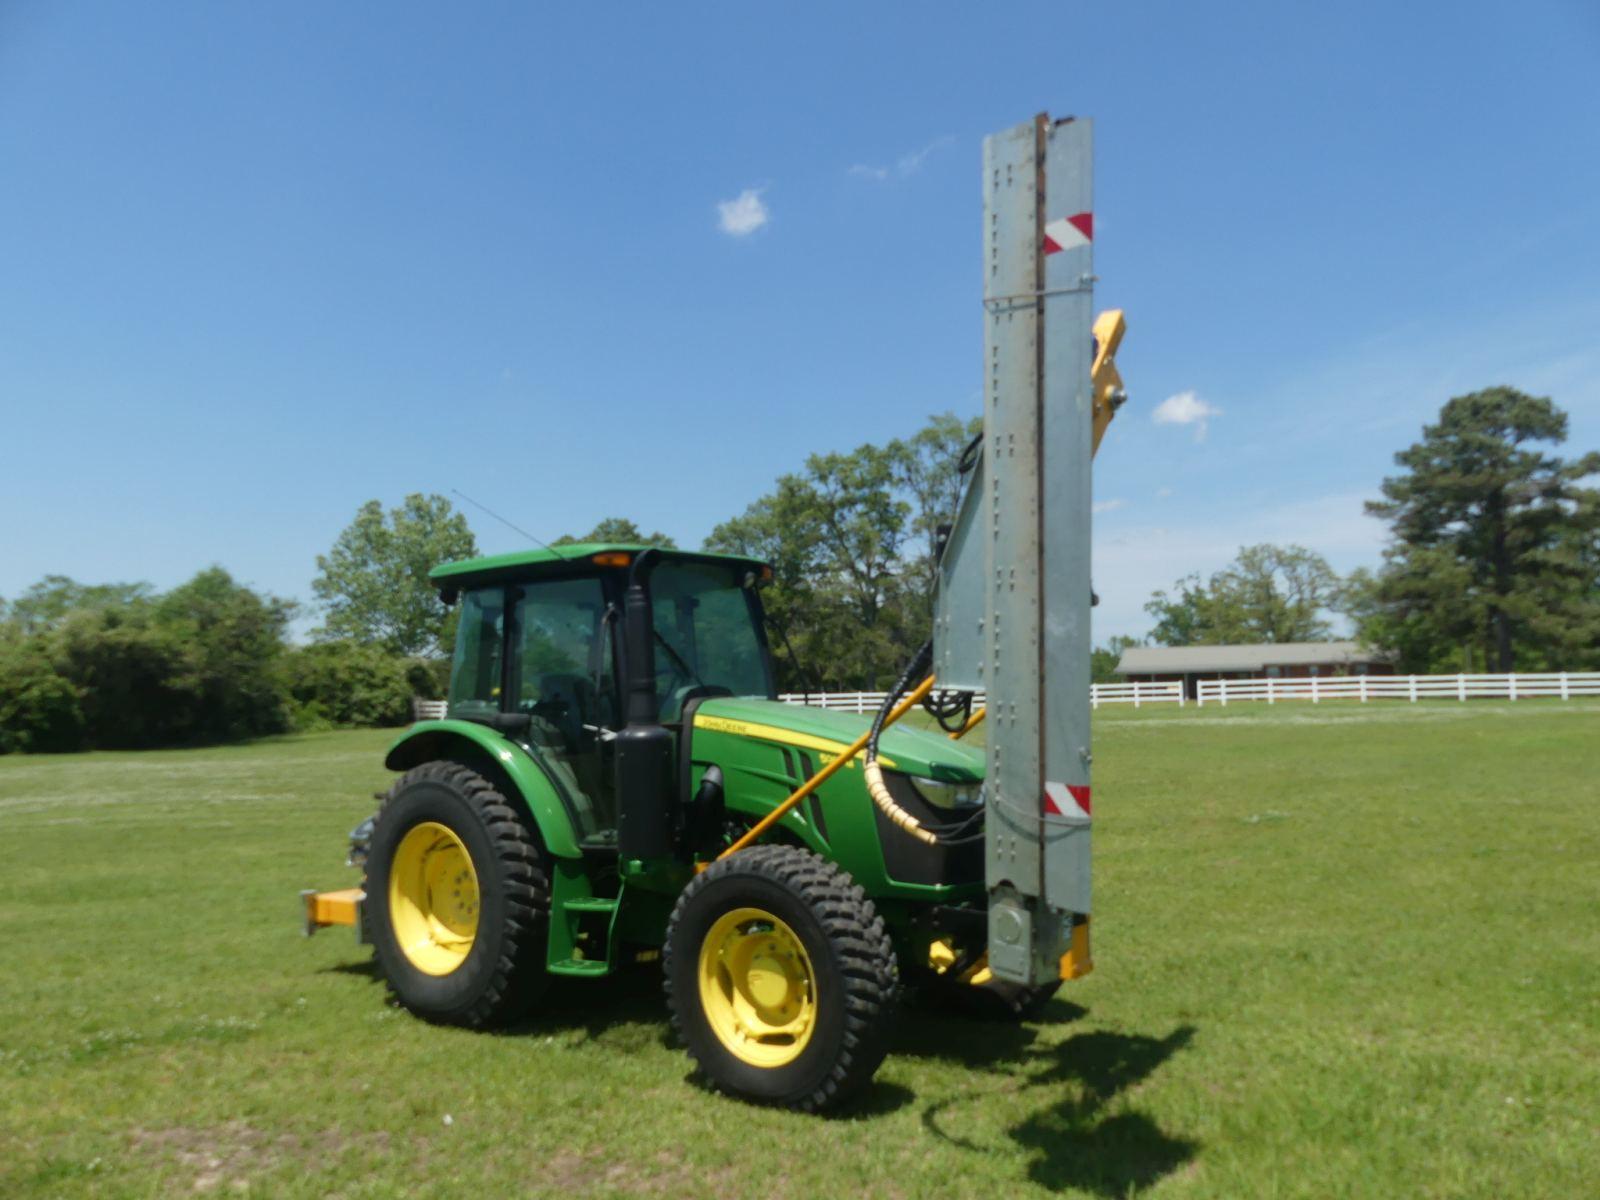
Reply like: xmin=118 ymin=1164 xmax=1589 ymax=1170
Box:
xmin=664 ymin=845 xmax=898 ymax=1112
xmin=366 ymin=761 xmax=551 ymax=1027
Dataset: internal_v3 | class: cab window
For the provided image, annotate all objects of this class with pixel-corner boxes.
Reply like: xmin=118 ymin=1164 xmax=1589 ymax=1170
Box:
xmin=447 ymin=589 xmax=504 ymax=719
xmin=510 ymin=577 xmax=617 ymax=831
xmin=510 ymin=577 xmax=616 ymax=733
xmin=650 ymin=562 xmax=772 ymax=720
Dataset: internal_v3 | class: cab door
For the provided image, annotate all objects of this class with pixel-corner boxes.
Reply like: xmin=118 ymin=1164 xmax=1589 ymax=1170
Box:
xmin=508 ymin=576 xmax=621 ymax=837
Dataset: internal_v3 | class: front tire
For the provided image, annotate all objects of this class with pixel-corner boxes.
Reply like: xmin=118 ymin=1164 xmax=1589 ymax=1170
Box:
xmin=366 ymin=761 xmax=551 ymax=1027
xmin=664 ymin=845 xmax=898 ymax=1111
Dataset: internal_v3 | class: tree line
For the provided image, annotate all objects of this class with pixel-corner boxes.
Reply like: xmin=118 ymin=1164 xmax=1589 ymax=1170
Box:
xmin=1133 ymin=388 xmax=1600 ymax=674
xmin=2 ymin=387 xmax=1593 ymax=753
xmin=0 ymin=568 xmax=447 ymax=754
xmin=0 ymin=493 xmax=483 ymax=753
xmin=702 ymin=387 xmax=1598 ymax=682
xmin=297 ymin=415 xmax=980 ymax=693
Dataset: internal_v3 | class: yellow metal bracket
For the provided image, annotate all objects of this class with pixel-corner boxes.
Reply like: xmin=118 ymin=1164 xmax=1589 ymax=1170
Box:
xmin=1059 ymin=918 xmax=1093 ymax=980
xmin=301 ymin=887 xmax=366 ymax=941
xmin=1091 ymin=309 xmax=1127 ymax=458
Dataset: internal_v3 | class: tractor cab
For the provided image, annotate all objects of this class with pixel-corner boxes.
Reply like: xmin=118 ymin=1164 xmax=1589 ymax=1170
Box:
xmin=431 ymin=543 xmax=775 ymax=843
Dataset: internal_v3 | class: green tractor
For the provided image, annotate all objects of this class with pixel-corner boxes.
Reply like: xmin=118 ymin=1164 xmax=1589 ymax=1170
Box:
xmin=302 ymin=113 xmax=1119 ymax=1111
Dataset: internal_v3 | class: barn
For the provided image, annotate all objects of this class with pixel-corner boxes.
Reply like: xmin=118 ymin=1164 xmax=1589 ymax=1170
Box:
xmin=1114 ymin=642 xmax=1394 ymax=700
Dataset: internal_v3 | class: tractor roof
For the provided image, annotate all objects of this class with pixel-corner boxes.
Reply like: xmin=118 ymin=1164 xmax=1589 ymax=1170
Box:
xmin=429 ymin=543 xmax=769 ymax=589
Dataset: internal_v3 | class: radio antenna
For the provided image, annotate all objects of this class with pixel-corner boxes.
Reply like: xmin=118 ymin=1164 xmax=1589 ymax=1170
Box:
xmin=451 ymin=489 xmax=568 ymax=560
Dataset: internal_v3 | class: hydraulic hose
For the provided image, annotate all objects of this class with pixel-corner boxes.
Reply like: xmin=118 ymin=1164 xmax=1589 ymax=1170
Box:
xmin=863 ymin=642 xmax=940 ymax=846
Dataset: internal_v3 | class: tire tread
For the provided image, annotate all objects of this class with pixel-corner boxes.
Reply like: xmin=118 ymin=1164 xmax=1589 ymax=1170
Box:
xmin=663 ymin=844 xmax=898 ymax=1112
xmin=371 ymin=760 xmax=551 ymax=1028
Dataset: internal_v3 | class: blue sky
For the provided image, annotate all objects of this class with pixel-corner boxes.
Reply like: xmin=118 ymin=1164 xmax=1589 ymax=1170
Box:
xmin=2 ymin=1 xmax=1597 ymax=641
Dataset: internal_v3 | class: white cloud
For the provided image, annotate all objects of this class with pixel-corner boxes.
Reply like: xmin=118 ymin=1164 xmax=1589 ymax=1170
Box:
xmin=849 ymin=136 xmax=952 ymax=183
xmin=1155 ymin=487 xmax=1174 ymax=499
xmin=1092 ymin=498 xmax=1126 ymax=514
xmin=1152 ymin=390 xmax=1221 ymax=442
xmin=717 ymin=188 xmax=769 ymax=237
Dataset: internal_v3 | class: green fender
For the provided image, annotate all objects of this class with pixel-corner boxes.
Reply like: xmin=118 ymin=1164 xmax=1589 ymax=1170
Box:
xmin=384 ymin=719 xmax=583 ymax=859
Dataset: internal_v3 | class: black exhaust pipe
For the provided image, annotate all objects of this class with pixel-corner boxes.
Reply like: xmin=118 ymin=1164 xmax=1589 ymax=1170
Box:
xmin=616 ymin=549 xmax=675 ymax=861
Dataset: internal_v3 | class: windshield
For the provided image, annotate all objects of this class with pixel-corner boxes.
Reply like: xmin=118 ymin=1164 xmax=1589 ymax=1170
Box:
xmin=650 ymin=561 xmax=772 ymax=717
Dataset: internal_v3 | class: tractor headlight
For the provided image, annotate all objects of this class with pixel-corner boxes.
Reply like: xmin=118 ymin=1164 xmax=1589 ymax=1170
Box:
xmin=907 ymin=776 xmax=983 ymax=811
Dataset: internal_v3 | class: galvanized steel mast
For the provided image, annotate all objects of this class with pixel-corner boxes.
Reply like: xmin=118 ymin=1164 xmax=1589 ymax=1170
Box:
xmin=935 ymin=113 xmax=1094 ymax=986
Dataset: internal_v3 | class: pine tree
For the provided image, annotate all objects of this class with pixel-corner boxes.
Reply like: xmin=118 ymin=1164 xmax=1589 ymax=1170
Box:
xmin=1362 ymin=388 xmax=1600 ymax=671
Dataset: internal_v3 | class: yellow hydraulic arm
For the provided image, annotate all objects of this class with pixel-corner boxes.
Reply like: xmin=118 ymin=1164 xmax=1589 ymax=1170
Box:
xmin=1091 ymin=309 xmax=1127 ymax=458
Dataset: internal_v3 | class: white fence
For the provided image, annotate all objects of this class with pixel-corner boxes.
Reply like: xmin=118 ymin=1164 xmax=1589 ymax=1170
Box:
xmin=778 ymin=673 xmax=1600 ymax=713
xmin=778 ymin=680 xmax=1185 ymax=712
xmin=1197 ymin=672 xmax=1600 ymax=706
xmin=1088 ymin=681 xmax=1186 ymax=708
xmin=777 ymin=691 xmax=897 ymax=713
xmin=416 ymin=673 xmax=1599 ymax=724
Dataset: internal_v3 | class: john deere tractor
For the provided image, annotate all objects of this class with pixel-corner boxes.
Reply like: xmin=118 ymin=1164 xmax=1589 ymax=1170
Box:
xmin=302 ymin=114 xmax=1122 ymax=1111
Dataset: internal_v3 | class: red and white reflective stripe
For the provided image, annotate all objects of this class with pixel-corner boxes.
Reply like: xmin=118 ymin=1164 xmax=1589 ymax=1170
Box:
xmin=1042 ymin=781 xmax=1091 ymax=818
xmin=1042 ymin=212 xmax=1093 ymax=255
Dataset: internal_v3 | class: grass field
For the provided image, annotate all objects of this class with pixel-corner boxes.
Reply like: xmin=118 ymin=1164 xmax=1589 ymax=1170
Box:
xmin=2 ymin=700 xmax=1598 ymax=1199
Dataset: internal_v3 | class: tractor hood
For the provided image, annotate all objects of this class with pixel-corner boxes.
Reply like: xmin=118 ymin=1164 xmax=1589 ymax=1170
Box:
xmin=691 ymin=697 xmax=983 ymax=782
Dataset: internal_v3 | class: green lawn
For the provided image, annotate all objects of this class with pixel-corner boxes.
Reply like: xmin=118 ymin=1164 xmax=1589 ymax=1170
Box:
xmin=2 ymin=700 xmax=1598 ymax=1198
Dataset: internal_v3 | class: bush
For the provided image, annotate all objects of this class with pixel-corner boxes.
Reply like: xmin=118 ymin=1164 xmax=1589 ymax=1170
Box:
xmin=405 ymin=657 xmax=451 ymax=701
xmin=53 ymin=611 xmax=205 ymax=748
xmin=284 ymin=698 xmax=335 ymax=734
xmin=153 ymin=568 xmax=292 ymax=743
xmin=0 ymin=647 xmax=85 ymax=753
xmin=6 ymin=568 xmax=294 ymax=751
xmin=285 ymin=641 xmax=413 ymax=728
xmin=1 ymin=568 xmax=418 ymax=752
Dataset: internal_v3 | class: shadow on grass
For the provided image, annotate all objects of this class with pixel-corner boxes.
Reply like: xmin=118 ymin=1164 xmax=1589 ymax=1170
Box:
xmin=675 ymin=1066 xmax=917 ymax=1119
xmin=1012 ymin=1027 xmax=1198 ymax=1194
xmin=922 ymin=1023 xmax=1199 ymax=1195
xmin=316 ymin=955 xmax=670 ymax=1053
xmin=505 ymin=963 xmax=671 ymax=1044
xmin=319 ymin=955 xmax=1190 ymax=1166
xmin=893 ymin=997 xmax=1088 ymax=1067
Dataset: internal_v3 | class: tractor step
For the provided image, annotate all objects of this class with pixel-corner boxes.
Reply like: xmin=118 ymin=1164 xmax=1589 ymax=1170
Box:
xmin=550 ymin=897 xmax=620 ymax=976
xmin=548 ymin=865 xmax=624 ymax=977
xmin=547 ymin=957 xmax=611 ymax=977
xmin=560 ymin=898 xmax=619 ymax=914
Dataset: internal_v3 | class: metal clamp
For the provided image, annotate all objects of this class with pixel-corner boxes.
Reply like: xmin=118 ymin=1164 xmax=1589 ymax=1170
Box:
xmin=982 ymin=278 xmax=1097 ymax=313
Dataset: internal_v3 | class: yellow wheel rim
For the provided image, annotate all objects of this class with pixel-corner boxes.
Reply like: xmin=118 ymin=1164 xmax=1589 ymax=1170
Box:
xmin=697 ymin=907 xmax=817 ymax=1068
xmin=388 ymin=821 xmax=480 ymax=976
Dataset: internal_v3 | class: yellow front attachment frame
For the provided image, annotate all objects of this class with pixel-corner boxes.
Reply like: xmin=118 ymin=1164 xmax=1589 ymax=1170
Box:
xmin=301 ymin=887 xmax=365 ymax=940
xmin=931 ymin=918 xmax=1092 ymax=986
